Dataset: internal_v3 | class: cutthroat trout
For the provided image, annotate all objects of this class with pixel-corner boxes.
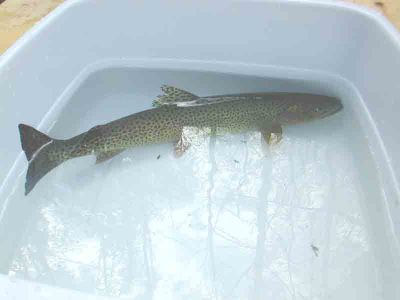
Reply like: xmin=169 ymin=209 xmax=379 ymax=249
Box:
xmin=19 ymin=85 xmax=342 ymax=195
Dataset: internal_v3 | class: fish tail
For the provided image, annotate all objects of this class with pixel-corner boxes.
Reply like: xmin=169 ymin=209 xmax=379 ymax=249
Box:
xmin=18 ymin=124 xmax=65 ymax=195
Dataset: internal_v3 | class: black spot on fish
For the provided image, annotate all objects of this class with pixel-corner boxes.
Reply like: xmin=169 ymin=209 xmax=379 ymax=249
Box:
xmin=234 ymin=159 xmax=239 ymax=163
xmin=157 ymin=154 xmax=161 ymax=160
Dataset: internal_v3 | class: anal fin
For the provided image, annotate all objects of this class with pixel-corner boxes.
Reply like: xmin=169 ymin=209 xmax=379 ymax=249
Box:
xmin=96 ymin=149 xmax=124 ymax=164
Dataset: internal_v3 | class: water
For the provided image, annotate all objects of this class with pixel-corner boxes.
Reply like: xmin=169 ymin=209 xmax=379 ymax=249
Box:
xmin=0 ymin=68 xmax=398 ymax=299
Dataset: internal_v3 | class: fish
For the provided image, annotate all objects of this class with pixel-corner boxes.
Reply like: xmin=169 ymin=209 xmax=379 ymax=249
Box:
xmin=18 ymin=85 xmax=343 ymax=195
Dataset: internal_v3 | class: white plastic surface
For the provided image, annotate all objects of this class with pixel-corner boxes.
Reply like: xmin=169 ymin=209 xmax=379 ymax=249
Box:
xmin=0 ymin=275 xmax=113 ymax=300
xmin=0 ymin=0 xmax=399 ymax=299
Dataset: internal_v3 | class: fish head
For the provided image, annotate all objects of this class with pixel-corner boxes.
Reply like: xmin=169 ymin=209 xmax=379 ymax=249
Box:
xmin=277 ymin=94 xmax=343 ymax=124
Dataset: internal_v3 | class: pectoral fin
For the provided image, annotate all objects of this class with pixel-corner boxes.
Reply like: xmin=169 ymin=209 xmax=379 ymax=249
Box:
xmin=261 ymin=124 xmax=283 ymax=145
xmin=153 ymin=85 xmax=199 ymax=107
xmin=96 ymin=149 xmax=124 ymax=164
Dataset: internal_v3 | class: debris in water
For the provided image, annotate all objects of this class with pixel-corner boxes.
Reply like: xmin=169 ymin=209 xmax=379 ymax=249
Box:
xmin=311 ymin=244 xmax=319 ymax=257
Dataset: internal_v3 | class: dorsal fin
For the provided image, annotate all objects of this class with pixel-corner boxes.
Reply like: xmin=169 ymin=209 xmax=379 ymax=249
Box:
xmin=152 ymin=85 xmax=199 ymax=107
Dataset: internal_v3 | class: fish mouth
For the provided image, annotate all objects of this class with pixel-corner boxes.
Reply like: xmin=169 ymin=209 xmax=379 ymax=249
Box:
xmin=332 ymin=101 xmax=344 ymax=114
xmin=323 ymin=99 xmax=343 ymax=118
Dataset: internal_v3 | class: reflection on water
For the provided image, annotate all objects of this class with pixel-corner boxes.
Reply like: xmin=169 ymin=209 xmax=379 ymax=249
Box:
xmin=0 ymin=64 xmax=391 ymax=299
xmin=5 ymin=126 xmax=378 ymax=299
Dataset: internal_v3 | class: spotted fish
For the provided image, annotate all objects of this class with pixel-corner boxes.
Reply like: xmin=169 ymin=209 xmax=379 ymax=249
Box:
xmin=18 ymin=85 xmax=342 ymax=195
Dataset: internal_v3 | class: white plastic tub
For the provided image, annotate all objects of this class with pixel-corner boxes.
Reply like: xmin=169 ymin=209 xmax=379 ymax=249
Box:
xmin=0 ymin=0 xmax=399 ymax=299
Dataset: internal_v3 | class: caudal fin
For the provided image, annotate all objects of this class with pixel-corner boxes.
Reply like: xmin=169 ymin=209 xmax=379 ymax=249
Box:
xmin=18 ymin=124 xmax=52 ymax=161
xmin=18 ymin=124 xmax=64 ymax=195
